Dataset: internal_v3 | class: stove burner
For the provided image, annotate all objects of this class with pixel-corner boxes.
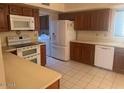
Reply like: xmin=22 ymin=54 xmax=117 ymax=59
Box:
xmin=11 ymin=43 xmax=37 ymax=48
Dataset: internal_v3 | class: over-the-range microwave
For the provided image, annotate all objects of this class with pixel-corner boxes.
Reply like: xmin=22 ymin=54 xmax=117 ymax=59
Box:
xmin=10 ymin=15 xmax=35 ymax=30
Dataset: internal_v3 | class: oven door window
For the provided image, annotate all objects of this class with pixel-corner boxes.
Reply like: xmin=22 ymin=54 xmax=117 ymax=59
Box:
xmin=30 ymin=58 xmax=37 ymax=64
xmin=22 ymin=49 xmax=37 ymax=56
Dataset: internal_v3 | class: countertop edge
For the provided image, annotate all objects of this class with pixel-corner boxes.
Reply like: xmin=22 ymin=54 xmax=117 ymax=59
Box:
xmin=3 ymin=52 xmax=62 ymax=89
xmin=71 ymin=40 xmax=124 ymax=48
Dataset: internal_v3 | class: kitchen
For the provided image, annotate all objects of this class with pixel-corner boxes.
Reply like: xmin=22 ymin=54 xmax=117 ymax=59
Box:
xmin=1 ymin=3 xmax=124 ymax=89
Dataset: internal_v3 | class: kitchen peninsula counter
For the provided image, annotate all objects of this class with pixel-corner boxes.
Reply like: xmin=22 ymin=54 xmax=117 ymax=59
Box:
xmin=3 ymin=52 xmax=61 ymax=89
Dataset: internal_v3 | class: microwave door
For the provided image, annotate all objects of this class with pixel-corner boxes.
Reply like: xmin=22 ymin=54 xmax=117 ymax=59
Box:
xmin=10 ymin=15 xmax=35 ymax=30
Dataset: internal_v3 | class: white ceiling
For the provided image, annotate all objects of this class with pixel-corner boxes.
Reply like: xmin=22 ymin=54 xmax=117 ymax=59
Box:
xmin=64 ymin=3 xmax=124 ymax=12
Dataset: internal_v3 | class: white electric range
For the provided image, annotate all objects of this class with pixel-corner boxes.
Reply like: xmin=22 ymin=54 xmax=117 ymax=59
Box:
xmin=7 ymin=35 xmax=41 ymax=65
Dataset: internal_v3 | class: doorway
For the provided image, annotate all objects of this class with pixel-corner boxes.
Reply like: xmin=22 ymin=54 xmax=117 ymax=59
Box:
xmin=38 ymin=15 xmax=50 ymax=56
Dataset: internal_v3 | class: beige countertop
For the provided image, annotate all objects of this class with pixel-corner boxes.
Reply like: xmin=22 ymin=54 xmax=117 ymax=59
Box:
xmin=3 ymin=52 xmax=61 ymax=89
xmin=71 ymin=40 xmax=124 ymax=48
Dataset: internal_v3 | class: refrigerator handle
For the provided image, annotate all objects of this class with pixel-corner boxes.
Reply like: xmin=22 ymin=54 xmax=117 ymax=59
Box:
xmin=52 ymin=33 xmax=56 ymax=37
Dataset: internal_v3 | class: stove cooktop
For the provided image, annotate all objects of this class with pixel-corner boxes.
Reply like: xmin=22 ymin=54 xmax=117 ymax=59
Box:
xmin=10 ymin=42 xmax=42 ymax=48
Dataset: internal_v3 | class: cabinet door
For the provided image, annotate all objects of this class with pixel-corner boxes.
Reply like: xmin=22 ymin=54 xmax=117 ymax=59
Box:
xmin=91 ymin=9 xmax=111 ymax=31
xmin=75 ymin=12 xmax=91 ymax=30
xmin=9 ymin=5 xmax=22 ymax=15
xmin=0 ymin=4 xmax=9 ymax=32
xmin=22 ymin=7 xmax=33 ymax=16
xmin=113 ymin=48 xmax=124 ymax=74
xmin=82 ymin=12 xmax=91 ymax=30
xmin=82 ymin=43 xmax=95 ymax=65
xmin=40 ymin=45 xmax=46 ymax=66
xmin=70 ymin=42 xmax=95 ymax=65
xmin=33 ymin=9 xmax=40 ymax=31
xmin=74 ymin=15 xmax=82 ymax=30
xmin=70 ymin=42 xmax=82 ymax=62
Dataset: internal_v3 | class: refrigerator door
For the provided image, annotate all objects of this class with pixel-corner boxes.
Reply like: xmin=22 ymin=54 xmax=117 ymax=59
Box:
xmin=57 ymin=20 xmax=67 ymax=46
xmin=51 ymin=20 xmax=75 ymax=46
xmin=58 ymin=20 xmax=75 ymax=46
xmin=51 ymin=44 xmax=70 ymax=61
xmin=51 ymin=21 xmax=59 ymax=45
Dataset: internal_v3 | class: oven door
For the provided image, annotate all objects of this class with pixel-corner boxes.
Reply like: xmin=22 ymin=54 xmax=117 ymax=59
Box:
xmin=17 ymin=45 xmax=40 ymax=57
xmin=24 ymin=54 xmax=41 ymax=65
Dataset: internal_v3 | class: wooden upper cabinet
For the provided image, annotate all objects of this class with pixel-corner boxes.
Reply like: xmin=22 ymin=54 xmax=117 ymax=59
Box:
xmin=9 ymin=5 xmax=22 ymax=15
xmin=90 ymin=9 xmax=111 ymax=31
xmin=59 ymin=9 xmax=111 ymax=31
xmin=75 ymin=9 xmax=111 ymax=31
xmin=75 ymin=12 xmax=91 ymax=30
xmin=9 ymin=5 xmax=33 ymax=16
xmin=33 ymin=9 xmax=40 ymax=31
xmin=22 ymin=7 xmax=33 ymax=16
xmin=0 ymin=4 xmax=9 ymax=32
xmin=58 ymin=13 xmax=75 ymax=21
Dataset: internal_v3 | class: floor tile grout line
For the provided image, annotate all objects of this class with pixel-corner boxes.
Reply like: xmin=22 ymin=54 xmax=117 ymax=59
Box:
xmin=47 ymin=57 xmax=124 ymax=89
xmin=111 ymin=73 xmax=118 ymax=89
xmin=96 ymin=71 xmax=108 ymax=88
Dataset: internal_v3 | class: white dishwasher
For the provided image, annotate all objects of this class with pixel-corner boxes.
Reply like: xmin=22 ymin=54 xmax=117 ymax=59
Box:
xmin=94 ymin=45 xmax=114 ymax=70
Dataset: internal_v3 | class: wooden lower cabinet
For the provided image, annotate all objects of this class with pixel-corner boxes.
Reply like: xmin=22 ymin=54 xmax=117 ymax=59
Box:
xmin=113 ymin=47 xmax=124 ymax=74
xmin=46 ymin=80 xmax=60 ymax=89
xmin=70 ymin=42 xmax=95 ymax=65
xmin=40 ymin=45 xmax=46 ymax=66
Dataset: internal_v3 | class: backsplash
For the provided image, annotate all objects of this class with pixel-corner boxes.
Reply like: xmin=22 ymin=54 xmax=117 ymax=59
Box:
xmin=77 ymin=30 xmax=124 ymax=43
xmin=0 ymin=31 xmax=38 ymax=46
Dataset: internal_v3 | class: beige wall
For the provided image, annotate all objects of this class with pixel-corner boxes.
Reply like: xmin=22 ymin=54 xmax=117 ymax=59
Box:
xmin=0 ymin=38 xmax=6 ymax=89
xmin=0 ymin=31 xmax=38 ymax=47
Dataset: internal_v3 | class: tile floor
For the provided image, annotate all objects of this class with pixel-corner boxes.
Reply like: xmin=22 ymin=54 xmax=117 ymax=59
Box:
xmin=46 ymin=57 xmax=124 ymax=89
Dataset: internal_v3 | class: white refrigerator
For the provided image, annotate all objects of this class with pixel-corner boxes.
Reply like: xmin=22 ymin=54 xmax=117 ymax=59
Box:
xmin=51 ymin=20 xmax=76 ymax=61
